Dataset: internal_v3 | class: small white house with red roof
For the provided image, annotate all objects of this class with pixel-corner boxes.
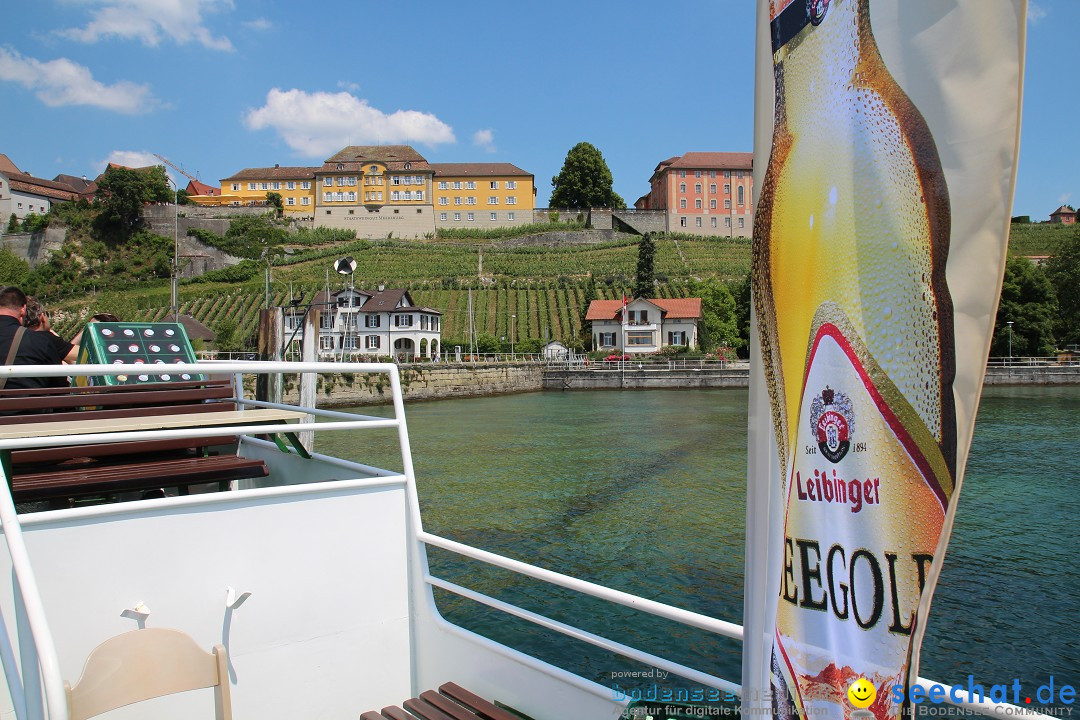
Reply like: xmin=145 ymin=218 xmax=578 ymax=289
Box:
xmin=586 ymin=297 xmax=702 ymax=354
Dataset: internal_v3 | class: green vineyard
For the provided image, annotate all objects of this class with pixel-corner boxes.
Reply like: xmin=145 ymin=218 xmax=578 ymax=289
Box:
xmin=51 ymin=282 xmax=710 ymax=349
xmin=50 ymin=233 xmax=754 ymax=348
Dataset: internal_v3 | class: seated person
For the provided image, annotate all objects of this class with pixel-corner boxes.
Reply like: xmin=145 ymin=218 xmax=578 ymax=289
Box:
xmin=0 ymin=286 xmax=79 ymax=391
xmin=24 ymin=296 xmax=51 ymax=332
xmin=69 ymin=312 xmax=121 ymax=347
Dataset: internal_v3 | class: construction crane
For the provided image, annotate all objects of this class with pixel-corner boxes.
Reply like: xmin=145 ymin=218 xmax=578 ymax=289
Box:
xmin=153 ymin=154 xmax=200 ymax=185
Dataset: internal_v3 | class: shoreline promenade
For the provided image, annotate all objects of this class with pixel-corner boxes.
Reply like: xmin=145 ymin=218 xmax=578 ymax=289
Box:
xmin=273 ymin=358 xmax=1079 ymax=408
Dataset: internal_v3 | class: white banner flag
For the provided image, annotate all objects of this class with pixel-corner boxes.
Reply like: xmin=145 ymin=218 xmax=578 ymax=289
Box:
xmin=745 ymin=1 xmax=1026 ymax=718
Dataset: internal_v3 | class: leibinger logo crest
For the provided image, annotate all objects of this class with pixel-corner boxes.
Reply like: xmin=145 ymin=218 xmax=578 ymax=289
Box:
xmin=809 ymin=386 xmax=854 ymax=463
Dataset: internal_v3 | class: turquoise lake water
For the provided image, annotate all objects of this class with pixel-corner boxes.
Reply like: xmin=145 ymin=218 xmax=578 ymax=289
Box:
xmin=317 ymin=385 xmax=1079 ymax=695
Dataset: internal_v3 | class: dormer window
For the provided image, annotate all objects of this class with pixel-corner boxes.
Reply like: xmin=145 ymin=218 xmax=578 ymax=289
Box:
xmin=337 ymin=163 xmax=344 ymax=171
xmin=404 ymin=162 xmax=411 ymax=170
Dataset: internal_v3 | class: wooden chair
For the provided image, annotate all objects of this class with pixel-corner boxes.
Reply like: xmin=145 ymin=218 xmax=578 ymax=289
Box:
xmin=65 ymin=628 xmax=232 ymax=720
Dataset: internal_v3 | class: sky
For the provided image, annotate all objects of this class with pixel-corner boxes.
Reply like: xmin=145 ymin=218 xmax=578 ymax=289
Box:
xmin=0 ymin=1 xmax=1074 ymax=219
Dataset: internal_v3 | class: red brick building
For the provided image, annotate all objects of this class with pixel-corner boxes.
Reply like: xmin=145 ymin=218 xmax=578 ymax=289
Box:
xmin=1049 ymin=204 xmax=1076 ymax=224
xmin=635 ymin=152 xmax=753 ymax=237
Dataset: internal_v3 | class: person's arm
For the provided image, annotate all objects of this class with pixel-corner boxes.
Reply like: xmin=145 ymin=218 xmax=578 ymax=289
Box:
xmin=63 ymin=343 xmax=79 ymax=364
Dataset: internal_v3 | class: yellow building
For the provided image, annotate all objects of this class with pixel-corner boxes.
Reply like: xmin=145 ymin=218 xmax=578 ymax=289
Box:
xmin=207 ymin=148 xmax=537 ymax=237
xmin=313 ymin=146 xmax=436 ymax=238
xmin=197 ymin=165 xmax=316 ymax=214
xmin=430 ymin=163 xmax=534 ymax=228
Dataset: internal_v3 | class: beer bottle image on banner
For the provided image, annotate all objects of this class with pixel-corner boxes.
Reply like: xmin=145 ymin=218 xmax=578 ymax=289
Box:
xmin=754 ymin=1 xmax=956 ymax=718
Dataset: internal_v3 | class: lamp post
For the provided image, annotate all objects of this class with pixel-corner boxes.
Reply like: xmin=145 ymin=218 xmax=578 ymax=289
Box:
xmin=1007 ymin=321 xmax=1013 ymax=365
xmin=263 ymin=239 xmax=272 ymax=310
xmin=335 ymin=257 xmax=357 ymax=361
xmin=166 ymin=176 xmax=179 ymax=321
xmin=511 ymin=314 xmax=516 ymax=361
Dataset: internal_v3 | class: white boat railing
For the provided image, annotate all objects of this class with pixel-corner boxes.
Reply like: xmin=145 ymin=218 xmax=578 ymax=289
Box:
xmin=418 ymin=531 xmax=742 ymax=695
xmin=0 ymin=361 xmax=1058 ymax=720
xmin=416 ymin=528 xmax=1057 ymax=718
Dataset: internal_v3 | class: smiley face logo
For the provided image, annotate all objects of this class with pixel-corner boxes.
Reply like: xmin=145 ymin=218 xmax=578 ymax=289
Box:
xmin=847 ymin=678 xmax=876 ymax=709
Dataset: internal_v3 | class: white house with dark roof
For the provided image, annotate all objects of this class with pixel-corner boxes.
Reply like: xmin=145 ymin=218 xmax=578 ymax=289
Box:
xmin=586 ymin=297 xmax=703 ymax=354
xmin=284 ymin=287 xmax=442 ymax=360
xmin=0 ymin=154 xmax=79 ymax=222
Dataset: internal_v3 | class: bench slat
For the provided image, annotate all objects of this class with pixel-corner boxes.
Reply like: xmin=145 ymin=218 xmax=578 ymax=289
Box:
xmin=439 ymin=683 xmax=523 ymax=720
xmin=363 ymin=685 xmax=523 ymax=720
xmin=403 ymin=698 xmax=460 ymax=720
xmin=0 ymin=401 xmax=240 ymax=426
xmin=10 ymin=436 xmax=237 ymax=466
xmin=0 ymin=379 xmax=230 ymax=399
xmin=380 ymin=708 xmax=417 ymax=720
xmin=0 ymin=408 xmax=307 ymax=441
xmin=419 ymin=691 xmax=487 ymax=720
xmin=12 ymin=456 xmax=267 ymax=502
xmin=0 ymin=386 xmax=232 ymax=412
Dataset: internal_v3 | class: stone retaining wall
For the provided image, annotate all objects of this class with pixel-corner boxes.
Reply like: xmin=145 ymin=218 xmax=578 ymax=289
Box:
xmin=280 ymin=362 xmax=1078 ymax=408
xmin=984 ymin=365 xmax=1080 ymax=384
xmin=497 ymin=229 xmax=636 ymax=247
xmin=612 ymin=209 xmax=667 ymax=235
xmin=543 ymin=367 xmax=750 ymax=390
xmin=281 ymin=363 xmax=545 ymax=407
xmin=0 ymin=227 xmax=65 ymax=267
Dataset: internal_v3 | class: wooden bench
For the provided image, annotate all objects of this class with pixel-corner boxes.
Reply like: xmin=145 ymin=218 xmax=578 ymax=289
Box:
xmin=361 ymin=682 xmax=529 ymax=720
xmin=0 ymin=379 xmax=236 ymax=424
xmin=0 ymin=379 xmax=306 ymax=506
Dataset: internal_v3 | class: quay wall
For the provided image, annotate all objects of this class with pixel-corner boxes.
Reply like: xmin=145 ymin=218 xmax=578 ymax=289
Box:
xmin=279 ymin=363 xmax=1077 ymax=407
xmin=282 ymin=363 xmax=545 ymax=407
xmin=543 ymin=366 xmax=750 ymax=390
xmin=983 ymin=365 xmax=1080 ymax=385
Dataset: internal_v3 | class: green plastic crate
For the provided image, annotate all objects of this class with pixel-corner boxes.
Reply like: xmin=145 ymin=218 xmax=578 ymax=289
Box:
xmin=76 ymin=322 xmax=203 ymax=385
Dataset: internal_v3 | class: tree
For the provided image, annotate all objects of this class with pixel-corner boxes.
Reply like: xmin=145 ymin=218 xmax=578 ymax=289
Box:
xmin=21 ymin=213 xmax=49 ymax=233
xmin=0 ymin=247 xmax=30 ymax=287
xmin=1043 ymin=227 xmax=1080 ymax=348
xmin=691 ymin=279 xmax=740 ymax=352
xmin=266 ymin=192 xmax=284 ymax=217
xmin=579 ymin=276 xmax=598 ymax=350
xmin=93 ymin=167 xmax=149 ymax=235
xmin=214 ymin=318 xmax=241 ymax=353
xmin=92 ymin=165 xmax=173 ymax=237
xmin=5 ymin=214 xmax=17 ymax=233
xmin=992 ymin=255 xmax=1057 ymax=356
xmin=142 ymin=165 xmax=173 ymax=204
xmin=475 ymin=333 xmax=500 ymax=354
xmin=549 ymin=142 xmax=625 ymax=209
xmin=733 ymin=271 xmax=752 ymax=357
xmin=634 ymin=233 xmax=656 ymax=298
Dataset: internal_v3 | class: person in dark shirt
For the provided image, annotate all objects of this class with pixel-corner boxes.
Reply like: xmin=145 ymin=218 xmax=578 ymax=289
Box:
xmin=0 ymin=286 xmax=79 ymax=390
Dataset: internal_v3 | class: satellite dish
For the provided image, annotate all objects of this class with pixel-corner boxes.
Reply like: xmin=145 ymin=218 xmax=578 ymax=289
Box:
xmin=335 ymin=257 xmax=357 ymax=275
